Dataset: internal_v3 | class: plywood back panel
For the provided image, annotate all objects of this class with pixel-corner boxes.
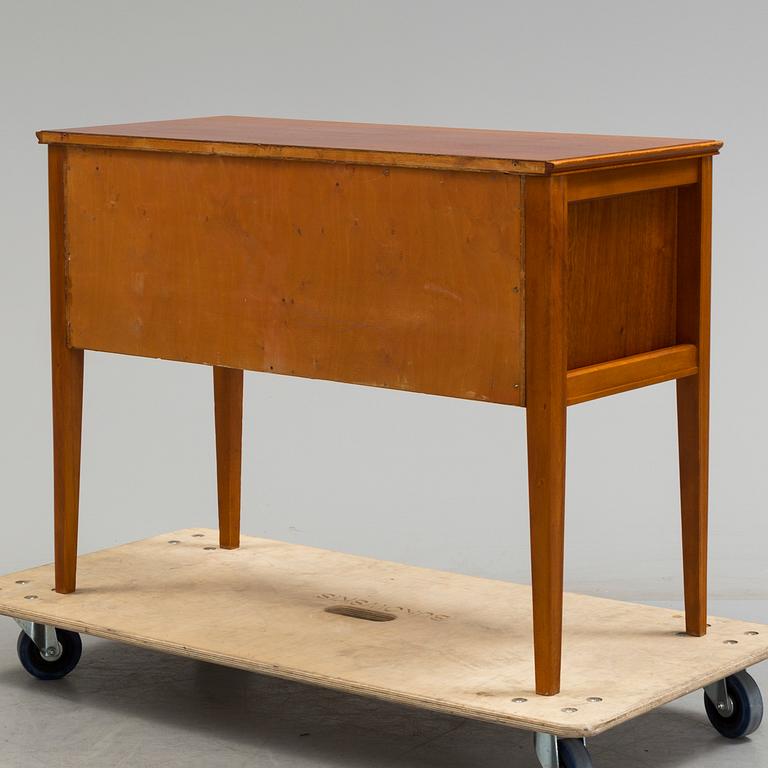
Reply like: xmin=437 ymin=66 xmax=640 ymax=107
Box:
xmin=64 ymin=148 xmax=523 ymax=404
xmin=566 ymin=188 xmax=678 ymax=369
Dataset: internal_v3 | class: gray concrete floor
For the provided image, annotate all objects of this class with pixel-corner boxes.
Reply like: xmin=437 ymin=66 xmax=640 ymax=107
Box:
xmin=0 ymin=600 xmax=766 ymax=767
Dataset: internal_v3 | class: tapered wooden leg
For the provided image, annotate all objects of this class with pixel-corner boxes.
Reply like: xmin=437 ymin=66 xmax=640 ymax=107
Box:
xmin=526 ymin=398 xmax=567 ymax=695
xmin=676 ymin=158 xmax=712 ymax=636
xmin=214 ymin=366 xmax=244 ymax=549
xmin=52 ymin=348 xmax=84 ymax=594
xmin=524 ymin=175 xmax=568 ymax=696
xmin=677 ymin=374 xmax=709 ymax=635
xmin=49 ymin=145 xmax=84 ymax=594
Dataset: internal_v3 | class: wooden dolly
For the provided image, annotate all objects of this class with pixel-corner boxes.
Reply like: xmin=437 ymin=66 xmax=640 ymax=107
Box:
xmin=1 ymin=117 xmax=765 ymax=766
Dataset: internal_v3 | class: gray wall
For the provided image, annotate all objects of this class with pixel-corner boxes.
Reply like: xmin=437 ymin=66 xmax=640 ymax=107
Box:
xmin=1 ymin=1 xmax=766 ymax=602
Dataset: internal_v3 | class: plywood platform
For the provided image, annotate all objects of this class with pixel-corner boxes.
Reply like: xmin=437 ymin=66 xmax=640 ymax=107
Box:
xmin=1 ymin=530 xmax=766 ymax=738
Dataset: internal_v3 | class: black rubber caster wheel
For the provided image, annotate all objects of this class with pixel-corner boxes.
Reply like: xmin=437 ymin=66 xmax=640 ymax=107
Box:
xmin=704 ymin=670 xmax=764 ymax=739
xmin=17 ymin=628 xmax=82 ymax=680
xmin=558 ymin=738 xmax=594 ymax=767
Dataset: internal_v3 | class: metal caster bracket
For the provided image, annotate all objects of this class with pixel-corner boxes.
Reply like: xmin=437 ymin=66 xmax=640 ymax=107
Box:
xmin=14 ymin=619 xmax=63 ymax=662
xmin=535 ymin=732 xmax=589 ymax=768
xmin=705 ymin=678 xmax=735 ymax=718
xmin=534 ymin=732 xmax=559 ymax=768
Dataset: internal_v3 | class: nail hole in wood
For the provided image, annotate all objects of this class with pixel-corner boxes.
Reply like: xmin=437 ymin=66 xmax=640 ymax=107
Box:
xmin=511 ymin=697 xmax=528 ymax=703
xmin=324 ymin=605 xmax=396 ymax=622
xmin=724 ymin=639 xmax=738 ymax=645
xmin=561 ymin=707 xmax=578 ymax=713
xmin=745 ymin=631 xmax=760 ymax=636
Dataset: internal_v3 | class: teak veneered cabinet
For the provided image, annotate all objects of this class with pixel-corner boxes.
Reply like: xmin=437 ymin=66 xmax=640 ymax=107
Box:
xmin=38 ymin=116 xmax=721 ymax=695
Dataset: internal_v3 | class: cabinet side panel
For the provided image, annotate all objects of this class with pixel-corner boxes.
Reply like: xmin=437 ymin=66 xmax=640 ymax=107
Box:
xmin=566 ymin=188 xmax=678 ymax=369
xmin=65 ymin=148 xmax=523 ymax=404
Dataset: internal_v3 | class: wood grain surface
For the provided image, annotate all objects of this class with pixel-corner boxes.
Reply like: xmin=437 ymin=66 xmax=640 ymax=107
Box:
xmin=566 ymin=188 xmax=679 ymax=369
xmin=48 ymin=146 xmax=83 ymax=595
xmin=1 ymin=530 xmax=766 ymax=739
xmin=37 ymin=116 xmax=722 ymax=174
xmin=567 ymin=345 xmax=698 ymax=405
xmin=63 ymin=147 xmax=524 ymax=405
xmin=565 ymin=157 xmax=699 ymax=202
xmin=676 ymin=157 xmax=713 ymax=637
xmin=213 ymin=366 xmax=243 ymax=550
xmin=524 ymin=176 xmax=569 ymax=696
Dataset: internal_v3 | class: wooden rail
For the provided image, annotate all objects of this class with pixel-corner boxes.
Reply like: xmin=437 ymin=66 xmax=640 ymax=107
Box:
xmin=566 ymin=344 xmax=698 ymax=405
xmin=566 ymin=158 xmax=699 ymax=202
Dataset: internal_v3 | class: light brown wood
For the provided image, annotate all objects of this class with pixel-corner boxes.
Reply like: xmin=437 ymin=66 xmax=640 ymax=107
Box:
xmin=524 ymin=175 xmax=568 ymax=696
xmin=213 ymin=366 xmax=243 ymax=550
xmin=566 ymin=344 xmax=698 ymax=405
xmin=1 ymin=530 xmax=766 ymax=738
xmin=63 ymin=147 xmax=524 ymax=405
xmin=567 ymin=188 xmax=678 ymax=369
xmin=49 ymin=145 xmax=84 ymax=595
xmin=37 ymin=115 xmax=722 ymax=175
xmin=44 ymin=132 xmax=544 ymax=175
xmin=676 ymin=157 xmax=713 ymax=637
xmin=565 ymin=158 xmax=699 ymax=202
xmin=38 ymin=122 xmax=724 ymax=708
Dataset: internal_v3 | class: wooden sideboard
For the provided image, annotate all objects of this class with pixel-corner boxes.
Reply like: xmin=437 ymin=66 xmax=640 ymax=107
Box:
xmin=37 ymin=116 xmax=721 ymax=695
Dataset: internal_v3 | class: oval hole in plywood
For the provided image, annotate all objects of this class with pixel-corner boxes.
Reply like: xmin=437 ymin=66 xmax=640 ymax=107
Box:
xmin=324 ymin=605 xmax=396 ymax=622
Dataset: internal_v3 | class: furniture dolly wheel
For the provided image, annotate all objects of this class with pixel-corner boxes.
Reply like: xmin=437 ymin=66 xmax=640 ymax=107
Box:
xmin=704 ymin=669 xmax=763 ymax=739
xmin=535 ymin=733 xmax=594 ymax=768
xmin=16 ymin=622 xmax=82 ymax=681
xmin=557 ymin=739 xmax=593 ymax=767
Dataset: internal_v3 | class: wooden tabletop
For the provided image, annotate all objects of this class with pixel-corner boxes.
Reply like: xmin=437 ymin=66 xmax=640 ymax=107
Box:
xmin=37 ymin=116 xmax=722 ymax=174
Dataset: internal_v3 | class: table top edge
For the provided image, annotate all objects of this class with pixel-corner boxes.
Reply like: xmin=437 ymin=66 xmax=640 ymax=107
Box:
xmin=36 ymin=116 xmax=723 ymax=174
